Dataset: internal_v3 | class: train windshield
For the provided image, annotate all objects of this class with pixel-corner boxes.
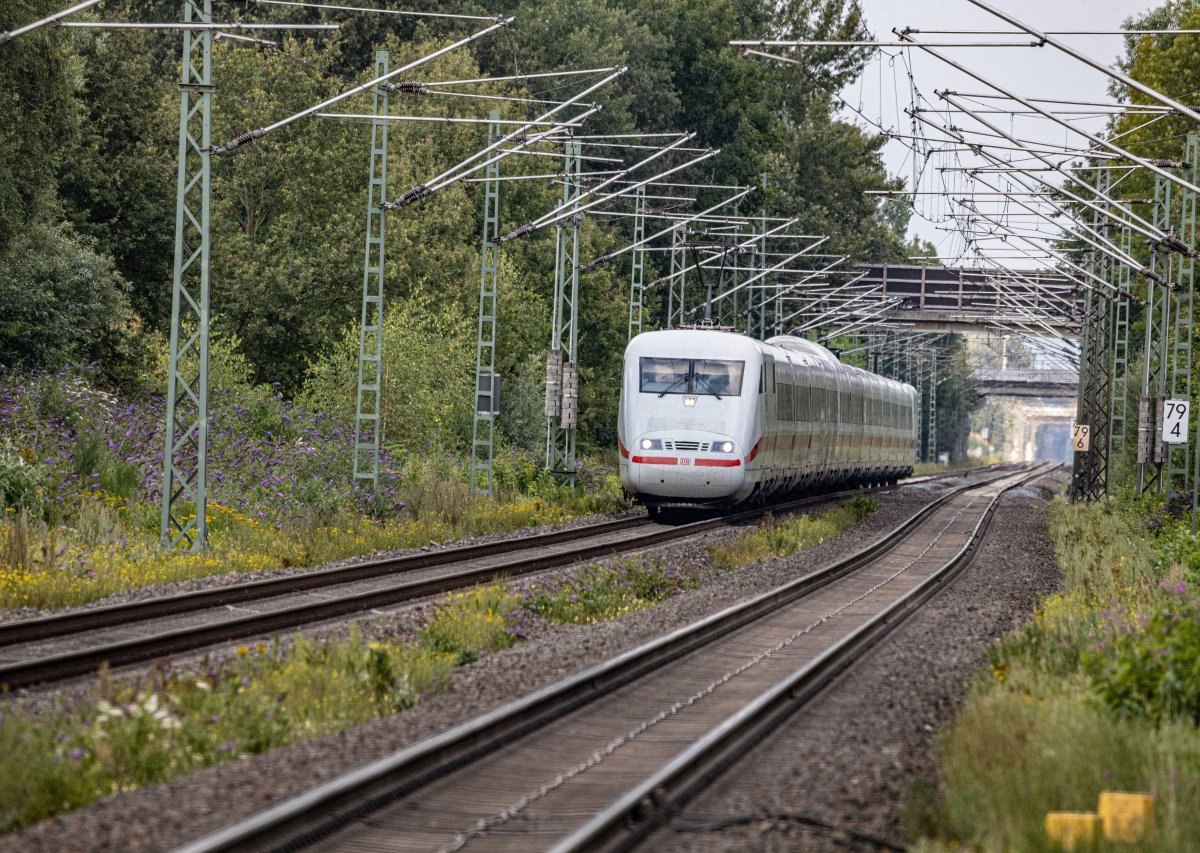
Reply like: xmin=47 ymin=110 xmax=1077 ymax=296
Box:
xmin=639 ymin=357 xmax=744 ymax=397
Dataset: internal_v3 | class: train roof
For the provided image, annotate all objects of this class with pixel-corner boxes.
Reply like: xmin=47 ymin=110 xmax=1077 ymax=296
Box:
xmin=764 ymin=335 xmax=842 ymax=367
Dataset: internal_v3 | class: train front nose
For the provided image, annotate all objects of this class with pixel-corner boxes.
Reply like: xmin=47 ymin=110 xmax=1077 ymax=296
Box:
xmin=624 ymin=431 xmax=745 ymax=501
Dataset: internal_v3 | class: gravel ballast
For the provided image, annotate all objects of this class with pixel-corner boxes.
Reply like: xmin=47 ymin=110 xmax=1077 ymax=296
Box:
xmin=650 ymin=470 xmax=1065 ymax=852
xmin=0 ymin=469 xmax=1061 ymax=852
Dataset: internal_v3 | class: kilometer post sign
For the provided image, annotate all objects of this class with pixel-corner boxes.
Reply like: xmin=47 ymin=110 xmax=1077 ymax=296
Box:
xmin=1162 ymin=399 xmax=1190 ymax=445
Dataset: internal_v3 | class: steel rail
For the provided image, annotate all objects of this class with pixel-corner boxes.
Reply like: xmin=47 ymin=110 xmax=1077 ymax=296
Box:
xmin=170 ymin=467 xmax=1025 ymax=853
xmin=0 ymin=480 xmax=940 ymax=690
xmin=557 ymin=465 xmax=1051 ymax=852
xmin=0 ymin=518 xmax=650 ymax=647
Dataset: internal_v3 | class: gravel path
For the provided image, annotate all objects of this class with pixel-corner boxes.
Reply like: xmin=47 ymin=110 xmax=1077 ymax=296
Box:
xmin=0 ymin=470 xmax=1050 ymax=852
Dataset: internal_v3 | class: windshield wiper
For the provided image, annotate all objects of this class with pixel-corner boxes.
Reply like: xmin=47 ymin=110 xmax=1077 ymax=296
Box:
xmin=693 ymin=375 xmax=723 ymax=400
xmin=657 ymin=375 xmax=689 ymax=397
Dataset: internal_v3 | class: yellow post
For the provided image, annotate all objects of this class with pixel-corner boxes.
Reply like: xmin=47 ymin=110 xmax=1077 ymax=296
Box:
xmin=1098 ymin=791 xmax=1154 ymax=843
xmin=1045 ymin=812 xmax=1100 ymax=850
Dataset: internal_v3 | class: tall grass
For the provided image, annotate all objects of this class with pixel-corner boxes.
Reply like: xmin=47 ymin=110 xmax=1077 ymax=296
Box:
xmin=0 ymin=584 xmax=519 ymax=832
xmin=920 ymin=496 xmax=1200 ymax=851
xmin=0 ymin=462 xmax=629 ymax=611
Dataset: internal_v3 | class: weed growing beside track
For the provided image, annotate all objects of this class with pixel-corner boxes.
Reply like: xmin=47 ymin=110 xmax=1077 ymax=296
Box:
xmin=916 ymin=496 xmax=1200 ymax=851
xmin=0 ymin=368 xmax=627 ymax=612
xmin=0 ymin=584 xmax=519 ymax=832
xmin=0 ymin=498 xmax=877 ymax=832
xmin=709 ymin=497 xmax=878 ymax=570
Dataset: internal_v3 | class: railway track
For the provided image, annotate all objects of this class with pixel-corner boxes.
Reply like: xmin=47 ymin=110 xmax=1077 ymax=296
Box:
xmin=173 ymin=463 xmax=1049 ymax=853
xmin=0 ymin=475 xmax=951 ymax=691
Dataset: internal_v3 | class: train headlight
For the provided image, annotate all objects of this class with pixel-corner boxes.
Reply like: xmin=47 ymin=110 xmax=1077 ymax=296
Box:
xmin=683 ymin=396 xmax=697 ymax=407
xmin=716 ymin=441 xmax=735 ymax=454
xmin=640 ymin=438 xmax=663 ymax=450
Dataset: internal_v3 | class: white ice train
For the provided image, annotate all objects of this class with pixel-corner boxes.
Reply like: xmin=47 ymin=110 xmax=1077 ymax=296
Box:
xmin=618 ymin=329 xmax=918 ymax=510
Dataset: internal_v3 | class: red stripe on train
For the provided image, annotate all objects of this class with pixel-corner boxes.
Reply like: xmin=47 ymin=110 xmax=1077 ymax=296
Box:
xmin=696 ymin=458 xmax=741 ymax=468
xmin=631 ymin=455 xmax=679 ymax=465
xmin=743 ymin=438 xmax=762 ymax=464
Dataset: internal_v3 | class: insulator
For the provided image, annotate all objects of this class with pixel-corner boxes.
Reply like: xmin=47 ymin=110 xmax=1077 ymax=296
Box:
xmin=388 ymin=81 xmax=427 ymax=95
xmin=1163 ymin=233 xmax=1191 ymax=255
xmin=215 ymin=129 xmax=264 ymax=155
xmin=396 ymin=185 xmax=431 ymax=207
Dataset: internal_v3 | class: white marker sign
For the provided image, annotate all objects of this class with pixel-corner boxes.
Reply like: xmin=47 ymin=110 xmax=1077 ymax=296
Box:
xmin=1072 ymin=423 xmax=1090 ymax=452
xmin=1162 ymin=399 xmax=1190 ymax=445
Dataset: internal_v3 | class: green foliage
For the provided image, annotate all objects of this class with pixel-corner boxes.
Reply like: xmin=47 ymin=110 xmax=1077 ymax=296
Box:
xmin=0 ymin=439 xmax=45 ymax=515
xmin=0 ymin=627 xmax=458 ymax=832
xmin=0 ymin=0 xmax=79 ymax=249
xmin=302 ymin=290 xmax=476 ymax=454
xmin=921 ymin=491 xmax=1200 ymax=851
xmin=1048 ymin=496 xmax=1160 ymax=605
xmin=419 ymin=584 xmax=521 ymax=664
xmin=528 ymin=554 xmax=702 ymax=624
xmin=57 ymin=21 xmax=176 ymax=330
xmin=0 ymin=222 xmax=141 ymax=378
xmin=933 ymin=690 xmax=1200 ymax=852
xmin=710 ymin=496 xmax=878 ymax=569
xmin=1086 ymin=588 xmax=1200 ymax=724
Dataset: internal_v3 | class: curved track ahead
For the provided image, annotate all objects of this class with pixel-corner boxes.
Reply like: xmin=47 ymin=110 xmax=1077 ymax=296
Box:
xmin=172 ymin=464 xmax=1048 ymax=853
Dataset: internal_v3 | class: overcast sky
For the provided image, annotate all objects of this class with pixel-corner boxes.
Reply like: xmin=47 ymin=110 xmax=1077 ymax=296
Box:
xmin=839 ymin=0 xmax=1161 ymax=264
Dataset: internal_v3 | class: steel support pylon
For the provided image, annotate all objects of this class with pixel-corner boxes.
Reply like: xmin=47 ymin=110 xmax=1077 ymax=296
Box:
xmin=927 ymin=354 xmax=938 ymax=463
xmin=666 ymin=224 xmax=684 ymax=329
xmin=721 ymin=212 xmax=741 ymax=329
xmin=627 ymin=185 xmax=645 ymax=340
xmin=160 ymin=0 xmax=213 ymax=551
xmin=353 ymin=51 xmax=389 ymax=493
xmin=1167 ymin=136 xmax=1197 ymax=493
xmin=545 ymin=140 xmax=582 ymax=483
xmin=1071 ymin=170 xmax=1114 ymax=501
xmin=1109 ymin=222 xmax=1132 ymax=478
xmin=1138 ymin=173 xmax=1174 ymax=494
xmin=471 ymin=110 xmax=501 ymax=496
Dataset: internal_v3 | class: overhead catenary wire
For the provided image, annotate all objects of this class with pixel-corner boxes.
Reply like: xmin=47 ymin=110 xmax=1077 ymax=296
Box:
xmin=898 ymin=31 xmax=1200 ymax=205
xmin=248 ymin=0 xmax=499 ymax=21
xmin=907 ymin=95 xmax=1176 ymax=253
xmin=58 ymin=21 xmax=338 ymax=30
xmin=384 ymin=67 xmax=624 ymax=208
xmin=958 ymin=0 xmax=1200 ymax=124
xmin=502 ymin=146 xmax=723 ymax=241
xmin=646 ymin=219 xmax=800 ymax=288
xmin=214 ymin=16 xmax=514 ymax=154
xmin=0 ymin=0 xmax=102 ymax=46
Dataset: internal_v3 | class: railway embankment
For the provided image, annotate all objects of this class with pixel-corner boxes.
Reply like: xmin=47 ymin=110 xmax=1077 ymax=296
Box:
xmin=910 ymin=484 xmax=1200 ymax=851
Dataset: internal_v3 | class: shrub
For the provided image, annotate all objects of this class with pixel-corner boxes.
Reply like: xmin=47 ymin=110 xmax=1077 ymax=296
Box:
xmin=1085 ymin=585 xmax=1200 ymax=724
xmin=527 ymin=555 xmax=702 ymax=624
xmin=0 ymin=439 xmax=45 ymax=515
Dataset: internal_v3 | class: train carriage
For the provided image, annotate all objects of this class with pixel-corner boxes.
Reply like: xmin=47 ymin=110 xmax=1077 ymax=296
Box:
xmin=618 ymin=328 xmax=917 ymax=510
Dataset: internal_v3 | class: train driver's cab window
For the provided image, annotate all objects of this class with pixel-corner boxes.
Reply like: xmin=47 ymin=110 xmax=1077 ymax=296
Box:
xmin=639 ymin=358 xmax=690 ymax=394
xmin=639 ymin=358 xmax=744 ymax=397
xmin=694 ymin=359 xmax=744 ymax=397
